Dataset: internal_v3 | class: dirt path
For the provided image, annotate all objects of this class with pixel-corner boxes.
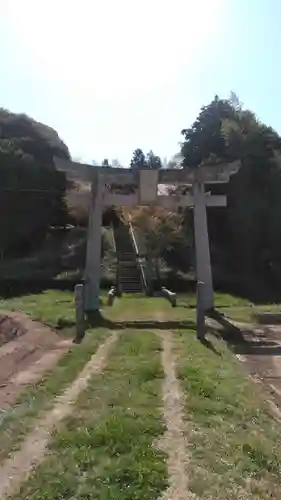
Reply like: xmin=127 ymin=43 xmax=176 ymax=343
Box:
xmin=243 ymin=326 xmax=281 ymax=411
xmin=0 ymin=313 xmax=72 ymax=409
xmin=209 ymin=317 xmax=281 ymax=412
xmin=156 ymin=330 xmax=197 ymax=500
xmin=0 ymin=331 xmax=119 ymax=499
xmin=231 ymin=324 xmax=281 ymax=394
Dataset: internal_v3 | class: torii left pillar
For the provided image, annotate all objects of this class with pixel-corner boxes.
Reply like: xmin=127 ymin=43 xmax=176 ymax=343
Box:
xmin=84 ymin=174 xmax=104 ymax=312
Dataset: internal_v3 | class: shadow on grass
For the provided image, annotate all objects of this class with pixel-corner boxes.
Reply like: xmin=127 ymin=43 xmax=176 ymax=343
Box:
xmin=86 ymin=311 xmax=196 ymax=331
xmin=56 ymin=318 xmax=76 ymax=329
xmin=177 ymin=302 xmax=195 ymax=309
xmin=207 ymin=308 xmax=281 ymax=357
xmin=0 ymin=279 xmax=76 ymax=299
xmin=199 ymin=337 xmax=222 ymax=356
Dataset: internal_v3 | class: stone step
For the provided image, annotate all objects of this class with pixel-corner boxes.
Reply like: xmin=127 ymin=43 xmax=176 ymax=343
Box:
xmin=120 ymin=279 xmax=141 ymax=284
xmin=119 ymin=275 xmax=141 ymax=281
xmin=119 ymin=261 xmax=138 ymax=266
xmin=119 ymin=265 xmax=140 ymax=272
xmin=113 ymin=223 xmax=143 ymax=293
xmin=122 ymin=285 xmax=142 ymax=292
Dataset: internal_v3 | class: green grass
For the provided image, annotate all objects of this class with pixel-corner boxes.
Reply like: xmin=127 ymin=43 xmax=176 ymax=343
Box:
xmin=0 ymin=288 xmax=130 ymax=464
xmin=3 ymin=290 xmax=281 ymax=499
xmin=0 ymin=290 xmax=76 ymax=328
xmin=109 ymin=294 xmax=196 ymax=325
xmin=178 ymin=291 xmax=251 ymax=309
xmin=222 ymin=304 xmax=281 ymax=323
xmin=0 ymin=289 xmax=133 ymax=331
xmin=1 ymin=289 xmax=281 ymax=328
xmin=0 ymin=289 xmax=132 ymax=464
xmin=110 ymin=292 xmax=266 ymax=325
xmin=176 ymin=330 xmax=281 ymax=499
xmin=11 ymin=331 xmax=168 ymax=500
xmin=0 ymin=328 xmax=108 ymax=463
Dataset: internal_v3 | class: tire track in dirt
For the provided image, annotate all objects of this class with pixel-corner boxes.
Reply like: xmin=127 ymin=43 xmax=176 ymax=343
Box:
xmin=0 ymin=331 xmax=119 ymax=499
xmin=0 ymin=313 xmax=72 ymax=410
xmin=0 ymin=340 xmax=72 ymax=409
xmin=156 ymin=330 xmax=197 ymax=500
xmin=9 ymin=342 xmax=71 ymax=386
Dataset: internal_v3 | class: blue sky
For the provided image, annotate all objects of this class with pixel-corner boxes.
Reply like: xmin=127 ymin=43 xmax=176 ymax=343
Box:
xmin=1 ymin=0 xmax=281 ymax=165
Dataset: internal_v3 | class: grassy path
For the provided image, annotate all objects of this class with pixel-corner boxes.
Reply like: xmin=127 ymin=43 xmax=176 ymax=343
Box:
xmin=156 ymin=330 xmax=195 ymax=500
xmin=0 ymin=332 xmax=118 ymax=499
xmin=2 ymin=292 xmax=281 ymax=498
xmin=0 ymin=291 xmax=127 ymax=464
xmin=0 ymin=328 xmax=109 ymax=464
xmin=146 ymin=300 xmax=281 ymax=499
xmin=9 ymin=330 xmax=167 ymax=500
xmin=176 ymin=330 xmax=281 ymax=499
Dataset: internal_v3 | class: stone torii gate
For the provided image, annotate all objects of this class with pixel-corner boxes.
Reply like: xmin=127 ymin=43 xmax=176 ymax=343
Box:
xmin=55 ymin=158 xmax=240 ymax=313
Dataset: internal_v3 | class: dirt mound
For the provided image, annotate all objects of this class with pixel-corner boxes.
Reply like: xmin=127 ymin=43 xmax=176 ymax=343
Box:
xmin=0 ymin=312 xmax=71 ymax=409
xmin=0 ymin=314 xmax=26 ymax=346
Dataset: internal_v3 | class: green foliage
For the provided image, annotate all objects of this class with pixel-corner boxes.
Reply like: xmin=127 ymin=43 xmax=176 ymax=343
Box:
xmin=181 ymin=95 xmax=236 ymax=168
xmin=0 ymin=109 xmax=70 ymax=260
xmin=4 ymin=95 xmax=281 ymax=300
xmin=129 ymin=206 xmax=192 ymax=272
xmin=167 ymin=152 xmax=182 ymax=168
xmin=130 ymin=148 xmax=147 ymax=169
xmin=130 ymin=148 xmax=162 ymax=169
xmin=181 ymin=95 xmax=281 ymax=295
xmin=146 ymin=150 xmax=162 ymax=169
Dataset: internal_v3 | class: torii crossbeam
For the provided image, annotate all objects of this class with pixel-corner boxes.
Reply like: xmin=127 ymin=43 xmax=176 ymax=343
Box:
xmin=55 ymin=158 xmax=240 ymax=312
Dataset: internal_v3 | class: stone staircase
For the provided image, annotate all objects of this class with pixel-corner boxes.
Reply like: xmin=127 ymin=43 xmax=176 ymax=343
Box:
xmin=132 ymin=228 xmax=160 ymax=292
xmin=113 ymin=222 xmax=143 ymax=293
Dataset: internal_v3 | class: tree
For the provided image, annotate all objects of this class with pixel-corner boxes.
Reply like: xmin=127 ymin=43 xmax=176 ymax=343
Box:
xmin=124 ymin=205 xmax=192 ymax=273
xmin=130 ymin=148 xmax=147 ymax=169
xmin=102 ymin=158 xmax=110 ymax=167
xmin=167 ymin=153 xmax=183 ymax=169
xmin=130 ymin=148 xmax=163 ymax=169
xmin=180 ymin=95 xmax=281 ymax=297
xmin=146 ymin=150 xmax=162 ymax=169
xmin=0 ymin=109 xmax=70 ymax=260
xmin=181 ymin=95 xmax=236 ymax=168
xmin=111 ymin=158 xmax=122 ymax=168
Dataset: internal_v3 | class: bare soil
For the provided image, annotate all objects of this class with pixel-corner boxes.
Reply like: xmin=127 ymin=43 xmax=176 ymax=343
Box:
xmin=0 ymin=313 xmax=26 ymax=347
xmin=0 ymin=312 xmax=71 ymax=409
xmin=213 ymin=319 xmax=281 ymax=411
xmin=156 ymin=330 xmax=197 ymax=500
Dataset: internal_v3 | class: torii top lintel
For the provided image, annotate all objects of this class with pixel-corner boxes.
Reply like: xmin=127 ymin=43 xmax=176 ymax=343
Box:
xmin=54 ymin=158 xmax=240 ymax=185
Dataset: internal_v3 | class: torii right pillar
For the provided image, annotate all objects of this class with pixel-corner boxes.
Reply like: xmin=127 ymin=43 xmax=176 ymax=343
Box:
xmin=192 ymin=162 xmax=241 ymax=313
xmin=193 ymin=179 xmax=214 ymax=310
